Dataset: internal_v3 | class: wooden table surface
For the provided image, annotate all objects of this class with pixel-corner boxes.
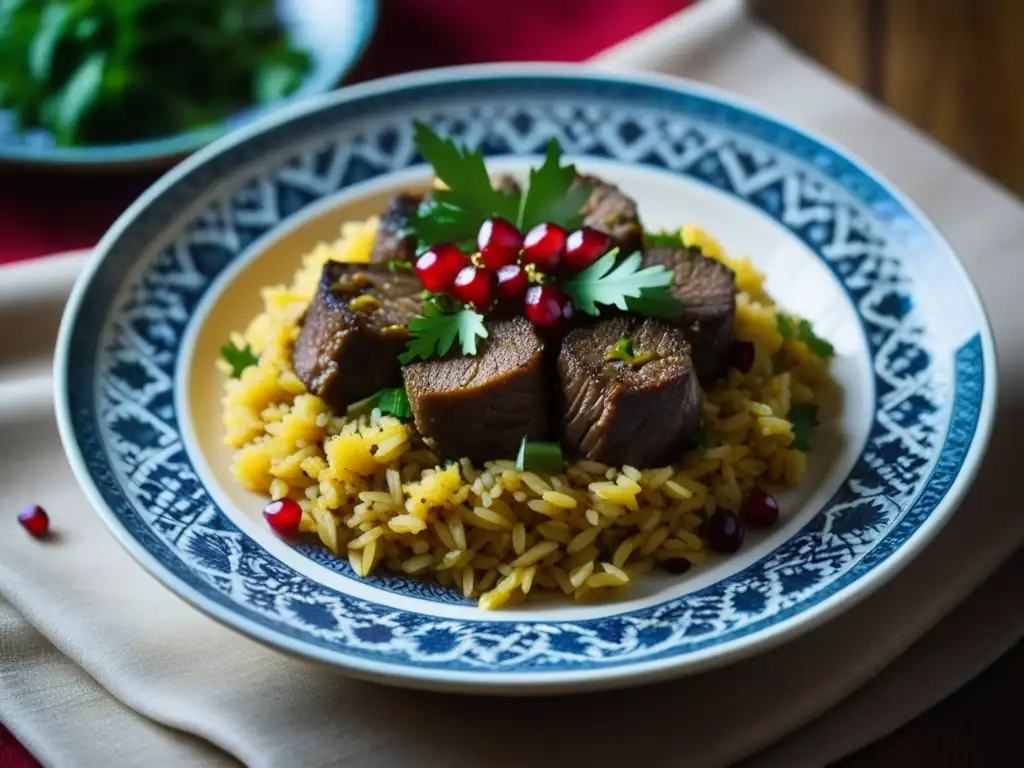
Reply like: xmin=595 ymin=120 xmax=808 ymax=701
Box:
xmin=750 ymin=1 xmax=1022 ymax=764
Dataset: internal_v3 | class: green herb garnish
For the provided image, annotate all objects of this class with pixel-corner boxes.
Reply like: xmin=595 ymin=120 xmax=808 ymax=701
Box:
xmin=408 ymin=124 xmax=592 ymax=250
xmin=387 ymin=259 xmax=414 ymax=273
xmin=643 ymin=229 xmax=686 ymax=248
xmin=788 ymin=403 xmax=820 ymax=452
xmin=776 ymin=313 xmax=795 ymax=340
xmin=376 ymin=388 xmax=413 ymax=420
xmin=607 ymin=338 xmax=635 ymax=361
xmin=796 ymin=319 xmax=835 ymax=358
xmin=515 ymin=435 xmax=564 ymax=474
xmin=625 ymin=287 xmax=686 ymax=321
xmin=563 ymin=249 xmax=682 ymax=317
xmin=517 ymin=139 xmax=592 ymax=231
xmin=605 ymin=337 xmax=661 ymax=366
xmin=220 ymin=340 xmax=258 ymax=378
xmin=398 ymin=303 xmax=489 ymax=364
xmin=0 ymin=0 xmax=311 ymax=146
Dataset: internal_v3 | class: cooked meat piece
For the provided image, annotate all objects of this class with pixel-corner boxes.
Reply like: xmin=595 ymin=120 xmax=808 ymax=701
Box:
xmin=558 ymin=317 xmax=701 ymax=467
xmin=292 ymin=262 xmax=421 ymax=410
xmin=370 ymin=193 xmax=421 ymax=264
xmin=577 ymin=174 xmax=643 ymax=254
xmin=643 ymin=245 xmax=737 ymax=382
xmin=403 ymin=317 xmax=548 ymax=461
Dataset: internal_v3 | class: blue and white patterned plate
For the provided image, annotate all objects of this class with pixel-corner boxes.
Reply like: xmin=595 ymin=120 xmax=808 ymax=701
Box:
xmin=0 ymin=0 xmax=377 ymax=169
xmin=54 ymin=65 xmax=996 ymax=693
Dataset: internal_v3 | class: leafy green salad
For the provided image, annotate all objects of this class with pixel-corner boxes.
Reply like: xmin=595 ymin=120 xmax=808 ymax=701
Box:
xmin=0 ymin=0 xmax=311 ymax=146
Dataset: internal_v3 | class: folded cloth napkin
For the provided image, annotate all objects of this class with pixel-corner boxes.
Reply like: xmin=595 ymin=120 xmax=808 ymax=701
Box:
xmin=3 ymin=1 xmax=1024 ymax=766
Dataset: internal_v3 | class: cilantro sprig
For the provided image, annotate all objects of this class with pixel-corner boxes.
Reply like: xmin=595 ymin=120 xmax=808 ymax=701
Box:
xmin=398 ymin=302 xmax=489 ymax=364
xmin=788 ymin=403 xmax=820 ymax=452
xmin=776 ymin=313 xmax=835 ymax=358
xmin=220 ymin=340 xmax=258 ymax=378
xmin=563 ymin=249 xmax=682 ymax=317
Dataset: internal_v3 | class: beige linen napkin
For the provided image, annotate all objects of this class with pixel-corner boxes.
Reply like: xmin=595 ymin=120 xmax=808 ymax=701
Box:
xmin=3 ymin=1 xmax=1024 ymax=766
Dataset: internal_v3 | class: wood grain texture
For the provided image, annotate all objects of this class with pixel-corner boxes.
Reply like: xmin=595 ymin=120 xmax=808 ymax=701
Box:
xmin=749 ymin=0 xmax=872 ymax=90
xmin=752 ymin=0 xmax=1024 ymax=197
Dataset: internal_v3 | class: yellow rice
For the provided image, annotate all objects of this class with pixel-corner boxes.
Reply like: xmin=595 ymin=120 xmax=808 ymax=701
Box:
xmin=220 ymin=218 xmax=831 ymax=609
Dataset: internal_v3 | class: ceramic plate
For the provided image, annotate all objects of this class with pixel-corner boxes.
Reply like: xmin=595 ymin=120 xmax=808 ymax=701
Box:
xmin=54 ymin=64 xmax=996 ymax=694
xmin=0 ymin=0 xmax=377 ymax=169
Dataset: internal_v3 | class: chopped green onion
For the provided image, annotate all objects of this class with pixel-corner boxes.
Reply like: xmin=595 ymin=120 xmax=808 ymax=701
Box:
xmin=346 ymin=387 xmax=413 ymax=420
xmin=606 ymin=338 xmax=635 ymax=362
xmin=775 ymin=313 xmax=795 ymax=340
xmin=387 ymin=259 xmax=414 ymax=272
xmin=515 ymin=435 xmax=564 ymax=474
xmin=376 ymin=388 xmax=413 ymax=420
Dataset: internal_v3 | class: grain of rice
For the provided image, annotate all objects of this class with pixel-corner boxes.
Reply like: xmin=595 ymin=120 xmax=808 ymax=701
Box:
xmin=640 ymin=525 xmax=671 ymax=555
xmin=521 ymin=565 xmax=537 ymax=593
xmin=569 ymin=561 xmax=595 ymax=589
xmin=567 ymin=526 xmax=601 ymax=555
xmin=542 ymin=490 xmax=578 ymax=509
xmin=431 ymin=520 xmax=456 ymax=550
xmin=401 ymin=554 xmax=433 ymax=574
xmin=585 ymin=508 xmax=601 ymax=526
xmin=512 ymin=522 xmax=526 ymax=555
xmin=349 ymin=525 xmax=385 ymax=549
xmin=511 ymin=540 xmax=560 ymax=567
xmin=462 ymin=567 xmax=475 ymax=598
xmin=527 ymin=499 xmax=560 ymax=517
xmin=536 ymin=521 xmax=573 ymax=544
xmin=411 ymin=539 xmax=430 ymax=555
xmin=520 ymin=472 xmax=552 ymax=496
xmin=450 ymin=517 xmax=468 ymax=550
xmin=613 ymin=537 xmax=636 ymax=568
xmin=470 ymin=506 xmax=514 ymax=530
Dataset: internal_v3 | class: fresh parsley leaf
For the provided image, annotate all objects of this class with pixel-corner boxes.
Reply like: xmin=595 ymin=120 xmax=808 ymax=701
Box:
xmin=775 ymin=312 xmax=795 ymax=340
xmin=408 ymin=197 xmax=482 ymax=251
xmin=625 ymin=287 xmax=686 ymax=321
xmin=376 ymin=388 xmax=413 ymax=420
xmin=563 ymin=249 xmax=675 ymax=316
xmin=788 ymin=403 xmax=820 ymax=452
xmin=399 ymin=304 xmax=489 ymax=364
xmin=518 ymin=139 xmax=591 ymax=231
xmin=387 ymin=259 xmax=414 ymax=273
xmin=220 ymin=340 xmax=258 ymax=378
xmin=413 ymin=122 xmax=519 ymax=221
xmin=797 ymin=318 xmax=835 ymax=358
xmin=643 ymin=229 xmax=685 ymax=248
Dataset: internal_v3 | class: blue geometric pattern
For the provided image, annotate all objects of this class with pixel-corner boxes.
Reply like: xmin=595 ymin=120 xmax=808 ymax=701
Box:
xmin=60 ymin=74 xmax=988 ymax=674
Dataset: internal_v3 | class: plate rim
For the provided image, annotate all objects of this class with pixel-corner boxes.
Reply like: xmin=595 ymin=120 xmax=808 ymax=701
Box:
xmin=0 ymin=0 xmax=378 ymax=168
xmin=53 ymin=62 xmax=999 ymax=694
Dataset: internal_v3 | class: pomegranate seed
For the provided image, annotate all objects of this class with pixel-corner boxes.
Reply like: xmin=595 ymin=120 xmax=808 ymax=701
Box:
xmin=524 ymin=284 xmax=574 ymax=330
xmin=704 ymin=509 xmax=745 ymax=553
xmin=263 ymin=498 xmax=302 ymax=537
xmin=17 ymin=505 xmax=49 ymax=538
xmin=563 ymin=227 xmax=611 ymax=274
xmin=415 ymin=243 xmax=468 ymax=292
xmin=521 ymin=222 xmax=567 ymax=272
xmin=660 ymin=557 xmax=692 ymax=574
xmin=731 ymin=341 xmax=756 ymax=373
xmin=452 ymin=266 xmax=499 ymax=311
xmin=496 ymin=264 xmax=529 ymax=305
xmin=477 ymin=217 xmax=523 ymax=269
xmin=743 ymin=489 xmax=780 ymax=528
